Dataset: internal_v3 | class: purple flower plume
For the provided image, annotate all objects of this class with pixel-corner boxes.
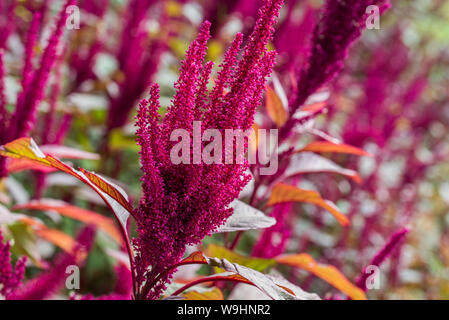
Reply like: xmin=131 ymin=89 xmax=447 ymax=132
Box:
xmin=0 ymin=230 xmax=27 ymax=299
xmin=0 ymin=1 xmax=73 ymax=178
xmin=105 ymin=0 xmax=165 ymax=132
xmin=281 ymin=0 xmax=391 ymax=138
xmin=133 ymin=0 xmax=283 ymax=299
xmin=9 ymin=0 xmax=74 ymax=141
xmin=10 ymin=225 xmax=96 ymax=300
xmin=0 ymin=1 xmax=16 ymax=49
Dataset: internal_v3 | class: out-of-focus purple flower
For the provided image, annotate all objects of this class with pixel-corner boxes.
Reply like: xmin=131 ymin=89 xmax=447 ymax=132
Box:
xmin=274 ymin=1 xmax=318 ymax=73
xmin=9 ymin=0 xmax=74 ymax=141
xmin=0 ymin=1 xmax=73 ymax=178
xmin=105 ymin=0 xmax=165 ymax=132
xmin=133 ymin=0 xmax=283 ymax=300
xmin=281 ymin=0 xmax=391 ymax=138
xmin=0 ymin=1 xmax=16 ymax=49
xmin=10 ymin=225 xmax=96 ymax=300
xmin=0 ymin=230 xmax=27 ymax=299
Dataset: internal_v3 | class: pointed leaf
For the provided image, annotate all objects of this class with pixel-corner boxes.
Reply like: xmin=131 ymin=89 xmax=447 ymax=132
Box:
xmin=266 ymin=86 xmax=287 ymax=127
xmin=6 ymin=158 xmax=57 ymax=174
xmin=206 ymin=257 xmax=320 ymax=300
xmin=39 ymin=145 xmax=100 ymax=160
xmin=175 ymin=252 xmax=319 ymax=300
xmin=275 ymin=254 xmax=366 ymax=300
xmin=214 ymin=200 xmax=276 ymax=233
xmin=206 ymin=244 xmax=275 ymax=272
xmin=14 ymin=199 xmax=122 ymax=243
xmin=0 ymin=138 xmax=132 ymax=239
xmin=267 ymin=184 xmax=349 ymax=226
xmin=297 ymin=141 xmax=371 ymax=157
xmin=285 ymin=152 xmax=362 ymax=184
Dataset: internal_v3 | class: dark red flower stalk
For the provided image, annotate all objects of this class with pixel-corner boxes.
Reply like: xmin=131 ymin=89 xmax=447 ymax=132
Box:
xmin=0 ymin=50 xmax=7 ymax=177
xmin=0 ymin=230 xmax=27 ymax=299
xmin=274 ymin=1 xmax=318 ymax=74
xmin=105 ymin=0 xmax=165 ymax=132
xmin=0 ymin=0 xmax=16 ymax=49
xmin=68 ymin=0 xmax=109 ymax=93
xmin=356 ymin=227 xmax=409 ymax=292
xmin=9 ymin=0 xmax=74 ymax=141
xmin=9 ymin=225 xmax=96 ymax=300
xmin=133 ymin=0 xmax=283 ymax=300
xmin=280 ymin=0 xmax=391 ymax=139
xmin=0 ymin=1 xmax=73 ymax=178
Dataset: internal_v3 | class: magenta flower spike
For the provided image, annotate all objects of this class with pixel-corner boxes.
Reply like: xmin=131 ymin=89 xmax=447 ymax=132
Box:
xmin=281 ymin=0 xmax=391 ymax=139
xmin=10 ymin=0 xmax=74 ymax=140
xmin=0 ymin=230 xmax=27 ymax=299
xmin=356 ymin=227 xmax=409 ymax=292
xmin=9 ymin=225 xmax=95 ymax=300
xmin=133 ymin=0 xmax=283 ymax=299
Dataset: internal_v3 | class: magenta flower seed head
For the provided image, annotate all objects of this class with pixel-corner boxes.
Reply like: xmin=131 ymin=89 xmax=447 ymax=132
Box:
xmin=0 ymin=230 xmax=27 ymax=299
xmin=133 ymin=0 xmax=283 ymax=300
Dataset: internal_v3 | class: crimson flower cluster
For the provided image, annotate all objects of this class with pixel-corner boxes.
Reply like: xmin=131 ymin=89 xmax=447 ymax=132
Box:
xmin=132 ymin=0 xmax=283 ymax=299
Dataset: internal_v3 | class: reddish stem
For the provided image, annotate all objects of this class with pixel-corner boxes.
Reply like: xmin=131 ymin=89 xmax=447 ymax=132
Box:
xmin=171 ymin=276 xmax=253 ymax=297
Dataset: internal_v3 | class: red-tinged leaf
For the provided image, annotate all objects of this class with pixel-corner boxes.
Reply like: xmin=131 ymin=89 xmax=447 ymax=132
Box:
xmin=267 ymin=184 xmax=350 ymax=226
xmin=182 ymin=287 xmax=224 ymax=300
xmin=0 ymin=138 xmax=52 ymax=166
xmin=0 ymin=138 xmax=132 ymax=240
xmin=175 ymin=252 xmax=319 ymax=300
xmin=285 ymin=152 xmax=362 ymax=184
xmin=206 ymin=244 xmax=275 ymax=272
xmin=301 ymin=101 xmax=327 ymax=113
xmin=79 ymin=169 xmax=134 ymax=213
xmin=266 ymin=86 xmax=287 ymax=127
xmin=40 ymin=145 xmax=100 ymax=160
xmin=14 ymin=199 xmax=122 ymax=243
xmin=297 ymin=141 xmax=371 ymax=157
xmin=275 ymin=254 xmax=367 ymax=300
xmin=179 ymin=251 xmax=209 ymax=265
xmin=214 ymin=200 xmax=276 ymax=233
xmin=6 ymin=158 xmax=57 ymax=174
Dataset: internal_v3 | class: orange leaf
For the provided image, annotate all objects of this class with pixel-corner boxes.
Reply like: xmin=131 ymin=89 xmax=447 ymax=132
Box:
xmin=266 ymin=86 xmax=287 ymax=127
xmin=276 ymin=254 xmax=366 ymax=300
xmin=20 ymin=217 xmax=76 ymax=254
xmin=6 ymin=158 xmax=56 ymax=174
xmin=267 ymin=183 xmax=349 ymax=226
xmin=297 ymin=141 xmax=371 ymax=156
xmin=14 ymin=199 xmax=122 ymax=243
xmin=301 ymin=101 xmax=327 ymax=113
xmin=35 ymin=228 xmax=76 ymax=254
xmin=180 ymin=251 xmax=209 ymax=265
